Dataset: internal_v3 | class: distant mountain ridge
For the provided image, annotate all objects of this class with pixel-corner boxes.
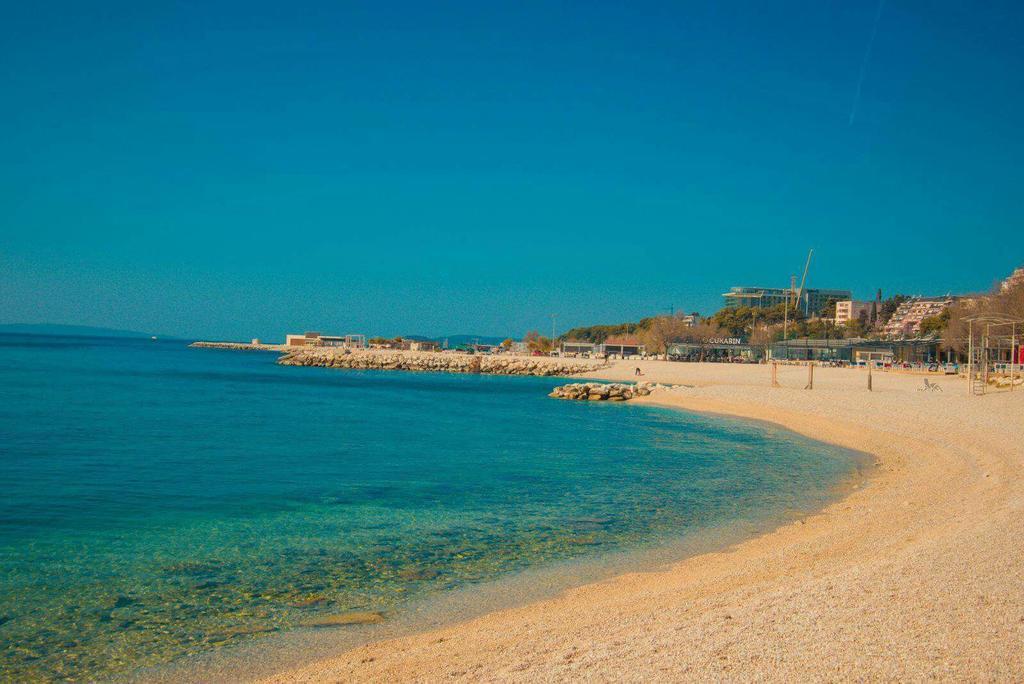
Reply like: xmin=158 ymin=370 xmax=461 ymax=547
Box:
xmin=0 ymin=323 xmax=167 ymax=339
xmin=0 ymin=324 xmax=507 ymax=346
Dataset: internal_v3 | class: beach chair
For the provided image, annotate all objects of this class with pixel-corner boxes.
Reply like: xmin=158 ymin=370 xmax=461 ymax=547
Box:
xmin=919 ymin=378 xmax=942 ymax=392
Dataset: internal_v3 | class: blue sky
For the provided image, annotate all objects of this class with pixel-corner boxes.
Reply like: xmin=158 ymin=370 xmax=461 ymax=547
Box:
xmin=2 ymin=1 xmax=1022 ymax=340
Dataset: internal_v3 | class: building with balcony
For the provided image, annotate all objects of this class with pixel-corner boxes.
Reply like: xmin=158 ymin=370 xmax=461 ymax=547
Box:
xmin=834 ymin=300 xmax=872 ymax=326
xmin=882 ymin=297 xmax=953 ymax=338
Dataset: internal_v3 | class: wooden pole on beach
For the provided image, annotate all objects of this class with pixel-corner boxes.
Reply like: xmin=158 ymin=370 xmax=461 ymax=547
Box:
xmin=804 ymin=362 xmax=814 ymax=390
xmin=1011 ymin=322 xmax=1017 ymax=392
xmin=967 ymin=320 xmax=973 ymax=396
xmin=867 ymin=364 xmax=872 ymax=391
xmin=771 ymin=362 xmax=780 ymax=387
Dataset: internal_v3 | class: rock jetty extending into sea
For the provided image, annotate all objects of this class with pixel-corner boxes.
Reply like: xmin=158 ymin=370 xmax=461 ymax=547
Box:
xmin=190 ymin=341 xmax=285 ymax=352
xmin=275 ymin=348 xmax=605 ymax=376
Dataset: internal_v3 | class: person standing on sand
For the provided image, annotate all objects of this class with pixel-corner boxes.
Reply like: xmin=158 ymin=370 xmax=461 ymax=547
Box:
xmin=635 ymin=367 xmax=643 ymax=376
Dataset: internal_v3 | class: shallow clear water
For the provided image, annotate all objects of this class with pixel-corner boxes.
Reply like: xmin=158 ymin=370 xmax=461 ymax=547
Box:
xmin=0 ymin=335 xmax=863 ymax=681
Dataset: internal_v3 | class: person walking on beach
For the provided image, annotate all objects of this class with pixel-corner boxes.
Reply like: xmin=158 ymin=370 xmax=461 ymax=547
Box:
xmin=635 ymin=367 xmax=643 ymax=376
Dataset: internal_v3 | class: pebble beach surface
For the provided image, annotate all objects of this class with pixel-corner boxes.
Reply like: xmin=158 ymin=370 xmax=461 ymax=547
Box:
xmin=261 ymin=360 xmax=1024 ymax=682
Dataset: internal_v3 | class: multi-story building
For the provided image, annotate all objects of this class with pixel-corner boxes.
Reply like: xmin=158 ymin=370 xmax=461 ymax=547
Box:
xmin=722 ymin=286 xmax=852 ymax=316
xmin=834 ymin=300 xmax=872 ymax=326
xmin=882 ymin=297 xmax=953 ymax=338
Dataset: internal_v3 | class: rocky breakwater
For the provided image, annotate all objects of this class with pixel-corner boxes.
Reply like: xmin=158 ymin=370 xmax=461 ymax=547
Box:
xmin=549 ymin=381 xmax=686 ymax=402
xmin=988 ymin=374 xmax=1024 ymax=389
xmin=190 ymin=341 xmax=284 ymax=352
xmin=277 ymin=349 xmax=604 ymax=377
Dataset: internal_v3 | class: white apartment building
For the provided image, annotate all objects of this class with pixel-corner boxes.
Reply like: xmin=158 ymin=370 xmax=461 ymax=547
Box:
xmin=834 ymin=300 xmax=872 ymax=326
xmin=882 ymin=297 xmax=952 ymax=338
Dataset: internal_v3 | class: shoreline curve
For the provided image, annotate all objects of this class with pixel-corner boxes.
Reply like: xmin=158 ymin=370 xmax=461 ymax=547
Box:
xmin=258 ymin=361 xmax=1023 ymax=682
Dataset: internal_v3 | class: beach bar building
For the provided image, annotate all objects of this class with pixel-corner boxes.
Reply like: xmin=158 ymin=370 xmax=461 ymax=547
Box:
xmin=597 ymin=335 xmax=645 ymax=358
xmin=284 ymin=332 xmax=366 ymax=348
xmin=668 ymin=338 xmax=759 ymax=362
xmin=285 ymin=332 xmax=323 ymax=346
xmin=560 ymin=340 xmax=597 ymax=356
xmin=770 ymin=337 xmax=947 ymax=364
xmin=667 ymin=337 xmax=757 ymax=360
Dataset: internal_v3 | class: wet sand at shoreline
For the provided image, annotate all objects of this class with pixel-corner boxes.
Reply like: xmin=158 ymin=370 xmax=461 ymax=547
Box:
xmin=261 ymin=361 xmax=1024 ymax=681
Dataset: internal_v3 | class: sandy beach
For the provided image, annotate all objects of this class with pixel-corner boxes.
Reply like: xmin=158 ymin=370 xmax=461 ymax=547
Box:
xmin=262 ymin=360 xmax=1024 ymax=682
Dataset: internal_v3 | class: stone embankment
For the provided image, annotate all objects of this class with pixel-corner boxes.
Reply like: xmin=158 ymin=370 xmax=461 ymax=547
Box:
xmin=190 ymin=341 xmax=284 ymax=352
xmin=989 ymin=375 xmax=1024 ymax=389
xmin=276 ymin=349 xmax=604 ymax=377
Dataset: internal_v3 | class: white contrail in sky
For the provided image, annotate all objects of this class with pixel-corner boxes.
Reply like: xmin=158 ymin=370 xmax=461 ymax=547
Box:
xmin=849 ymin=0 xmax=886 ymax=126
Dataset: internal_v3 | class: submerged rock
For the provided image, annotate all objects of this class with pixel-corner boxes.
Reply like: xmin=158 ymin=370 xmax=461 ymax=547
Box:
xmin=289 ymin=596 xmax=327 ymax=608
xmin=398 ymin=567 xmax=440 ymax=581
xmin=218 ymin=624 xmax=278 ymax=639
xmin=304 ymin=611 xmax=385 ymax=628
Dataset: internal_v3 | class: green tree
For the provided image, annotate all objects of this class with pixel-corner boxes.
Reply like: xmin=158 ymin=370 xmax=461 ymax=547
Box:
xmin=844 ymin=310 xmax=870 ymax=338
xmin=639 ymin=314 xmax=692 ymax=359
xmin=878 ymin=295 xmax=909 ymax=326
xmin=677 ymin=322 xmax=724 ymax=362
xmin=524 ymin=331 xmax=553 ymax=353
xmin=558 ymin=322 xmax=633 ymax=343
xmin=820 ymin=298 xmax=840 ymax=319
xmin=748 ymin=324 xmax=781 ymax=360
xmin=710 ymin=307 xmax=754 ymax=337
xmin=919 ymin=309 xmax=950 ymax=337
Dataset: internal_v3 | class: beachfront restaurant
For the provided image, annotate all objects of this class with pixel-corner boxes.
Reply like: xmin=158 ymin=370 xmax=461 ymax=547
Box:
xmin=597 ymin=335 xmax=645 ymax=358
xmin=560 ymin=340 xmax=597 ymax=356
xmin=284 ymin=331 xmax=325 ymax=346
xmin=771 ymin=338 xmax=869 ymax=363
xmin=668 ymin=338 xmax=759 ymax=362
xmin=284 ymin=332 xmax=366 ymax=348
xmin=770 ymin=338 xmax=946 ymax=364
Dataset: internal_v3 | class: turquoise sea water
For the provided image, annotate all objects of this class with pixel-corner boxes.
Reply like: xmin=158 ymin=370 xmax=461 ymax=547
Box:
xmin=0 ymin=335 xmax=864 ymax=681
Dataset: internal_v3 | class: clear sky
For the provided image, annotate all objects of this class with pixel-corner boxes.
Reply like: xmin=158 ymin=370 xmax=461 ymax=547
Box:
xmin=2 ymin=1 xmax=1022 ymax=340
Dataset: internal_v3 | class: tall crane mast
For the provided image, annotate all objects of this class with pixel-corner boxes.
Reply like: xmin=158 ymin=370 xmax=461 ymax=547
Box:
xmin=793 ymin=249 xmax=814 ymax=315
xmin=782 ymin=249 xmax=814 ymax=341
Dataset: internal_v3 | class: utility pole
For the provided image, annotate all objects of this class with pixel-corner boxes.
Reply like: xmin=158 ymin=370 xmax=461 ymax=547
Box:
xmin=783 ymin=282 xmax=790 ymax=341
